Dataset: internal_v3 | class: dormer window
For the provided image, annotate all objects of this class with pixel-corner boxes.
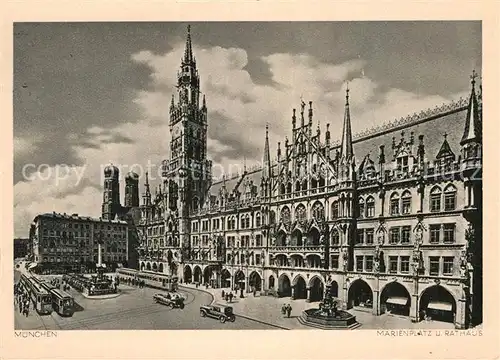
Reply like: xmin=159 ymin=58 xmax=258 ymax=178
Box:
xmin=397 ymin=156 xmax=409 ymax=173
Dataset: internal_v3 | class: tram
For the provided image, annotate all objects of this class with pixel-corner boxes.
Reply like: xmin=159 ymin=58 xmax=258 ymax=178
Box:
xmin=19 ymin=274 xmax=53 ymax=315
xmin=36 ymin=279 xmax=75 ymax=317
xmin=116 ymin=268 xmax=179 ymax=291
xmin=49 ymin=288 xmax=75 ymax=316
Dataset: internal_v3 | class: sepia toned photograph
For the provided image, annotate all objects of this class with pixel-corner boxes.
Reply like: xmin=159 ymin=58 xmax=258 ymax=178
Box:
xmin=12 ymin=21 xmax=483 ymax=332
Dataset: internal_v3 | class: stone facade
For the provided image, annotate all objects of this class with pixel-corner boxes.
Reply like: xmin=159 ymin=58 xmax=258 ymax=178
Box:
xmin=29 ymin=212 xmax=130 ymax=272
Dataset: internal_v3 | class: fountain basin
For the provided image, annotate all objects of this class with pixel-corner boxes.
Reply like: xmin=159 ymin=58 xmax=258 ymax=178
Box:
xmin=299 ymin=308 xmax=360 ymax=330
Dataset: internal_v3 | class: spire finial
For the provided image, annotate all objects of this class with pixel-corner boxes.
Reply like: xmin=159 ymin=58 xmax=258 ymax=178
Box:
xmin=345 ymin=81 xmax=350 ymax=104
xmin=145 ymin=171 xmax=149 ymax=185
xmin=183 ymin=24 xmax=194 ymax=63
xmin=470 ymin=69 xmax=478 ymax=88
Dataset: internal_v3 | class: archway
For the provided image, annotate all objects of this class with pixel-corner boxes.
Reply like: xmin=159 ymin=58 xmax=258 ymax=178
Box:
xmin=328 ymin=280 xmax=339 ymax=298
xmin=203 ymin=266 xmax=213 ymax=285
xmin=308 ymin=227 xmax=321 ymax=246
xmin=140 ymin=262 xmax=145 ymax=271
xmin=380 ymin=281 xmax=411 ymax=316
xmin=293 ymin=275 xmax=307 ymax=299
xmin=249 ymin=271 xmax=262 ymax=291
xmin=306 ymin=254 xmax=322 ymax=269
xmin=221 ymin=269 xmax=231 ymax=288
xmin=278 ymin=274 xmax=291 ymax=297
xmin=183 ymin=265 xmax=193 ymax=284
xmin=419 ymin=285 xmax=457 ymax=323
xmin=275 ymin=254 xmax=288 ymax=267
xmin=291 ymin=229 xmax=303 ymax=246
xmin=348 ymin=279 xmax=373 ymax=309
xmin=309 ymin=277 xmax=324 ymax=302
xmin=234 ymin=270 xmax=245 ymax=290
xmin=159 ymin=263 xmax=164 ymax=273
xmin=269 ymin=275 xmax=275 ymax=289
xmin=146 ymin=262 xmax=151 ymax=271
xmin=193 ymin=266 xmax=202 ymax=284
xmin=152 ymin=262 xmax=158 ymax=272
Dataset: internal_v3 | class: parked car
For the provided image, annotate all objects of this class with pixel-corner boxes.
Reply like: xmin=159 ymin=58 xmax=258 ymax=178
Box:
xmin=200 ymin=304 xmax=235 ymax=323
xmin=153 ymin=293 xmax=185 ymax=309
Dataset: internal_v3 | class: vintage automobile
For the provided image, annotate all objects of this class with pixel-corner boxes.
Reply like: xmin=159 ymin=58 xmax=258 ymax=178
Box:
xmin=199 ymin=304 xmax=235 ymax=323
xmin=153 ymin=293 xmax=185 ymax=309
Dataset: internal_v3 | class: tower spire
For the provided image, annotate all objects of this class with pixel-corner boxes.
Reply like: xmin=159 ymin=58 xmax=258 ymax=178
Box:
xmin=340 ymin=82 xmax=354 ymax=159
xmin=183 ymin=25 xmax=194 ymax=64
xmin=263 ymin=123 xmax=271 ymax=178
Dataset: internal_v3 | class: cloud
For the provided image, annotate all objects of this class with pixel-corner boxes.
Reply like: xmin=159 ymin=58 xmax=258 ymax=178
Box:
xmin=14 ymin=39 xmax=470 ymax=237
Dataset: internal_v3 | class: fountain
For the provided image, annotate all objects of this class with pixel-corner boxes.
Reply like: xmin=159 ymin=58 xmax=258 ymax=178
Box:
xmin=299 ymin=282 xmax=360 ymax=329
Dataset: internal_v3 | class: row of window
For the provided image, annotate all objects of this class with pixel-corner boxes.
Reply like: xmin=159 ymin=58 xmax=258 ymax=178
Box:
xmin=226 ymin=253 xmax=262 ymax=266
xmin=192 ymin=213 xmax=263 ymax=232
xmin=336 ymin=224 xmax=456 ymax=246
xmin=43 ymin=223 xmax=126 ymax=232
xmin=146 ymin=226 xmax=165 ymax=236
xmin=347 ymin=255 xmax=455 ymax=276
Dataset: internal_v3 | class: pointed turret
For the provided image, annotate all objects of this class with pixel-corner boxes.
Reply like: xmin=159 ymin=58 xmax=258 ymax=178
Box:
xmin=262 ymin=124 xmax=271 ymax=179
xmin=340 ymin=84 xmax=354 ymax=160
xmin=461 ymin=70 xmax=481 ymax=145
xmin=143 ymin=171 xmax=151 ymax=206
xmin=202 ymin=94 xmax=207 ymax=110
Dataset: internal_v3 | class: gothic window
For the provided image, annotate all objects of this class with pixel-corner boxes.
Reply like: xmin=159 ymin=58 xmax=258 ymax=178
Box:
xmin=358 ymin=198 xmax=365 ymax=219
xmin=311 ymin=177 xmax=318 ymax=189
xmin=287 ymin=182 xmax=292 ymax=193
xmin=280 ymin=206 xmax=291 ymax=225
xmin=280 ymin=183 xmax=285 ymax=194
xmin=295 ymin=181 xmax=301 ymax=192
xmin=301 ymin=179 xmax=308 ymax=191
xmin=312 ymin=201 xmax=325 ymax=221
xmin=256 ymin=213 xmax=261 ymax=227
xmin=331 ymin=201 xmax=339 ymax=219
xmin=366 ymin=196 xmax=375 ymax=217
xmin=430 ymin=186 xmax=442 ymax=212
xmin=390 ymin=192 xmax=400 ymax=215
xmin=331 ymin=229 xmax=340 ymax=246
xmin=444 ymin=184 xmax=457 ymax=211
xmin=401 ymin=190 xmax=412 ymax=214
xmin=295 ymin=204 xmax=307 ymax=223
xmin=319 ymin=176 xmax=325 ymax=188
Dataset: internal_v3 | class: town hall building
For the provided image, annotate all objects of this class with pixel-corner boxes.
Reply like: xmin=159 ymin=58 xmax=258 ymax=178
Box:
xmin=100 ymin=26 xmax=482 ymax=329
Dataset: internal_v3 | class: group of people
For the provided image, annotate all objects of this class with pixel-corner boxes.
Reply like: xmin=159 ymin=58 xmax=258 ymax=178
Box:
xmin=14 ymin=282 xmax=30 ymax=317
xmin=221 ymin=290 xmax=236 ymax=303
xmin=118 ymin=276 xmax=145 ymax=288
xmin=281 ymin=303 xmax=293 ymax=318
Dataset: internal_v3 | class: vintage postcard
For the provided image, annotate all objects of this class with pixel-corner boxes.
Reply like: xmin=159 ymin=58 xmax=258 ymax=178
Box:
xmin=1 ymin=1 xmax=499 ymax=360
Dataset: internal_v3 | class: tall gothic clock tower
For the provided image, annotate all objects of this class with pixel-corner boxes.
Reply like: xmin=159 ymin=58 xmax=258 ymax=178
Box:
xmin=162 ymin=26 xmax=212 ymax=261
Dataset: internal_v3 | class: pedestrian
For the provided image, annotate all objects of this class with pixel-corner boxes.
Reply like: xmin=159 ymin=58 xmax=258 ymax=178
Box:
xmin=281 ymin=304 xmax=286 ymax=316
xmin=221 ymin=290 xmax=225 ymax=298
xmin=25 ymin=300 xmax=30 ymax=317
xmin=253 ymin=289 xmax=256 ymax=297
xmin=286 ymin=304 xmax=292 ymax=318
xmin=229 ymin=292 xmax=233 ymax=303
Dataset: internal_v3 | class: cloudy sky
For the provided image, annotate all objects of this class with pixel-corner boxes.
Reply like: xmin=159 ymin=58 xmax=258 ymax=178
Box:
xmin=13 ymin=21 xmax=481 ymax=237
